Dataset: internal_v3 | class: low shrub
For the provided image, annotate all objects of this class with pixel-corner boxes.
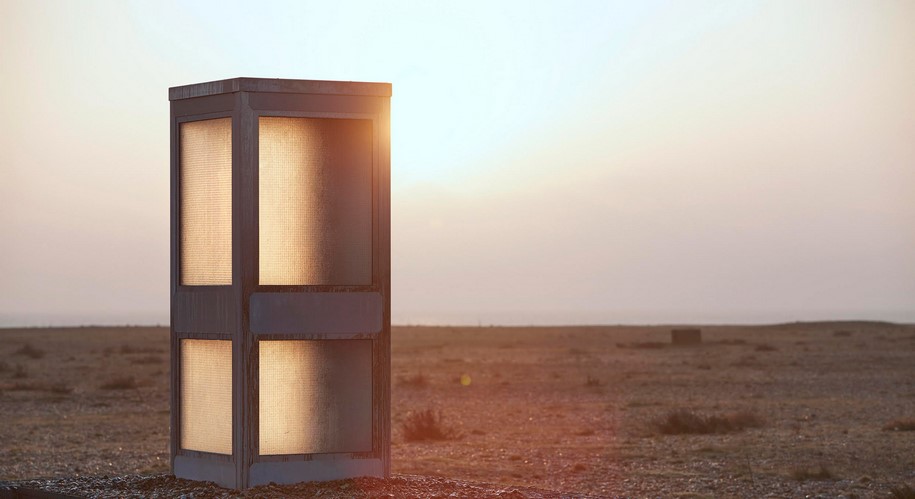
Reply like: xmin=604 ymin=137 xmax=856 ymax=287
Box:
xmin=654 ymin=409 xmax=763 ymax=435
xmin=401 ymin=409 xmax=455 ymax=442
xmin=790 ymin=466 xmax=835 ymax=481
xmin=49 ymin=383 xmax=73 ymax=394
xmin=890 ymin=483 xmax=915 ymax=499
xmin=8 ymin=382 xmax=38 ymax=391
xmin=100 ymin=376 xmax=138 ymax=390
xmin=617 ymin=342 xmax=666 ymax=349
xmin=134 ymin=355 xmax=163 ymax=365
xmin=883 ymin=419 xmax=915 ymax=432
xmin=398 ymin=372 xmax=429 ymax=388
xmin=119 ymin=344 xmax=162 ymax=354
xmin=14 ymin=343 xmax=45 ymax=359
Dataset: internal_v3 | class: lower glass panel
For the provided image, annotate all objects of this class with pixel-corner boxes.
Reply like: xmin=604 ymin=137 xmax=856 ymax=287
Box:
xmin=259 ymin=340 xmax=373 ymax=455
xmin=180 ymin=339 xmax=232 ymax=454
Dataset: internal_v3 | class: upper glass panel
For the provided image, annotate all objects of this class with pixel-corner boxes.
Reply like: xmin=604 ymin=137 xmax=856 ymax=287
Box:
xmin=179 ymin=118 xmax=232 ymax=285
xmin=259 ymin=117 xmax=373 ymax=286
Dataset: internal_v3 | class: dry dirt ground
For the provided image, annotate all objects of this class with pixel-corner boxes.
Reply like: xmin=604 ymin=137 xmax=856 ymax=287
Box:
xmin=1 ymin=322 xmax=914 ymax=498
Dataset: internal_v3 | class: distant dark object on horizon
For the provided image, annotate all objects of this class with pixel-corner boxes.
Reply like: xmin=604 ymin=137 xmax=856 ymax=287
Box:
xmin=671 ymin=328 xmax=702 ymax=346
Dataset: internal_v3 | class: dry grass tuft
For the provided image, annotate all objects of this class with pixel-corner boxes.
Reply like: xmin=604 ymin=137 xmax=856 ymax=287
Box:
xmin=49 ymin=382 xmax=73 ymax=394
xmin=883 ymin=418 xmax=915 ymax=432
xmin=401 ymin=409 xmax=455 ymax=442
xmin=398 ymin=372 xmax=429 ymax=388
xmin=119 ymin=344 xmax=163 ymax=355
xmin=654 ymin=409 xmax=763 ymax=435
xmin=790 ymin=466 xmax=835 ymax=481
xmin=8 ymin=381 xmax=39 ymax=391
xmin=100 ymin=376 xmax=138 ymax=390
xmin=134 ymin=355 xmax=163 ymax=365
xmin=14 ymin=343 xmax=45 ymax=359
xmin=617 ymin=341 xmax=666 ymax=349
xmin=731 ymin=355 xmax=759 ymax=367
xmin=6 ymin=381 xmax=70 ymax=394
xmin=12 ymin=364 xmax=28 ymax=379
xmin=754 ymin=344 xmax=778 ymax=352
xmin=714 ymin=339 xmax=747 ymax=346
xmin=584 ymin=374 xmax=602 ymax=387
xmin=890 ymin=483 xmax=915 ymax=499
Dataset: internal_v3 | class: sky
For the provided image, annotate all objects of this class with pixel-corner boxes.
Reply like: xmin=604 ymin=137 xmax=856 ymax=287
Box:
xmin=1 ymin=0 xmax=913 ymax=327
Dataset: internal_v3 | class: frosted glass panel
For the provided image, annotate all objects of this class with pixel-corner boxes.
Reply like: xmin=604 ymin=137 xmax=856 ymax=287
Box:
xmin=180 ymin=118 xmax=232 ymax=285
xmin=259 ymin=340 xmax=372 ymax=455
xmin=259 ymin=117 xmax=372 ymax=285
xmin=180 ymin=339 xmax=232 ymax=454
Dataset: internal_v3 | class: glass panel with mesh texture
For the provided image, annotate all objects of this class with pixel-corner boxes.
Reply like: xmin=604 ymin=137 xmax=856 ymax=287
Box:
xmin=180 ymin=118 xmax=232 ymax=285
xmin=258 ymin=117 xmax=373 ymax=285
xmin=180 ymin=339 xmax=232 ymax=454
xmin=259 ymin=340 xmax=373 ymax=455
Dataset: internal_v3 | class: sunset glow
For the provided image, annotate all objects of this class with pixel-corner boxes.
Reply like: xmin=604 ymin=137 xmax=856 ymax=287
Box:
xmin=1 ymin=0 xmax=913 ymax=326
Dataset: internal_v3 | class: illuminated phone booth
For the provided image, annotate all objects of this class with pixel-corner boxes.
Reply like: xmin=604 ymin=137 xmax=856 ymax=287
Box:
xmin=169 ymin=78 xmax=391 ymax=489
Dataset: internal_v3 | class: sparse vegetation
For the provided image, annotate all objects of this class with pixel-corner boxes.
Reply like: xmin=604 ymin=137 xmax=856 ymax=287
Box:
xmin=14 ymin=342 xmax=45 ymax=359
xmin=119 ymin=344 xmax=162 ymax=355
xmin=12 ymin=364 xmax=28 ymax=379
xmin=401 ymin=409 xmax=455 ymax=442
xmin=49 ymin=382 xmax=73 ymax=394
xmin=398 ymin=372 xmax=429 ymax=388
xmin=100 ymin=376 xmax=138 ymax=390
xmin=6 ymin=380 xmax=70 ymax=394
xmin=883 ymin=419 xmax=915 ymax=432
xmin=134 ymin=355 xmax=163 ymax=365
xmin=8 ymin=381 xmax=39 ymax=391
xmin=731 ymin=355 xmax=759 ymax=367
xmin=889 ymin=483 xmax=915 ymax=499
xmin=754 ymin=343 xmax=778 ymax=352
xmin=2 ymin=322 xmax=914 ymax=495
xmin=653 ymin=409 xmax=763 ymax=435
xmin=833 ymin=330 xmax=853 ymax=337
xmin=790 ymin=466 xmax=835 ymax=481
xmin=616 ymin=341 xmax=666 ymax=349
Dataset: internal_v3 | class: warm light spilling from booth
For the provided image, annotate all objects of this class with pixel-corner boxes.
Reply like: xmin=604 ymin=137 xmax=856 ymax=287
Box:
xmin=170 ymin=78 xmax=390 ymax=489
xmin=178 ymin=118 xmax=232 ymax=286
xmin=258 ymin=340 xmax=373 ymax=455
xmin=258 ymin=117 xmax=373 ymax=286
xmin=179 ymin=339 xmax=232 ymax=454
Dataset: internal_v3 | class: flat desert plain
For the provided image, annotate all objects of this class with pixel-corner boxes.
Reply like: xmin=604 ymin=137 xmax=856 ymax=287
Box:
xmin=1 ymin=322 xmax=914 ymax=497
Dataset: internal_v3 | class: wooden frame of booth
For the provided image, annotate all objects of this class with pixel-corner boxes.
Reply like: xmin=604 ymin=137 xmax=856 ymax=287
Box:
xmin=169 ymin=78 xmax=391 ymax=489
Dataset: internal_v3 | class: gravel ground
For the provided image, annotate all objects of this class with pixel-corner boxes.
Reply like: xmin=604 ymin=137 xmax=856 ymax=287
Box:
xmin=2 ymin=323 xmax=915 ymax=498
xmin=0 ymin=473 xmax=591 ymax=498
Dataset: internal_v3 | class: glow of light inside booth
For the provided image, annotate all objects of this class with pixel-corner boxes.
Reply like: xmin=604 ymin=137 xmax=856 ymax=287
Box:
xmin=258 ymin=117 xmax=373 ymax=286
xmin=180 ymin=339 xmax=232 ymax=454
xmin=259 ymin=340 xmax=373 ymax=455
xmin=179 ymin=118 xmax=232 ymax=286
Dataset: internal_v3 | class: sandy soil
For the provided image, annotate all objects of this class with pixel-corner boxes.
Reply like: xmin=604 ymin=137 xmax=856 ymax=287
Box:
xmin=1 ymin=322 xmax=914 ymax=497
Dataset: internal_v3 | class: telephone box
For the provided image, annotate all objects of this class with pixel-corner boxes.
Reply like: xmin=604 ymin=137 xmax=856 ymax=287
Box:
xmin=169 ymin=77 xmax=391 ymax=488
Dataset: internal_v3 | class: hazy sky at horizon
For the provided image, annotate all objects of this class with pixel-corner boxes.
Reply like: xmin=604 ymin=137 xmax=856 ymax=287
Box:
xmin=1 ymin=0 xmax=913 ymax=326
